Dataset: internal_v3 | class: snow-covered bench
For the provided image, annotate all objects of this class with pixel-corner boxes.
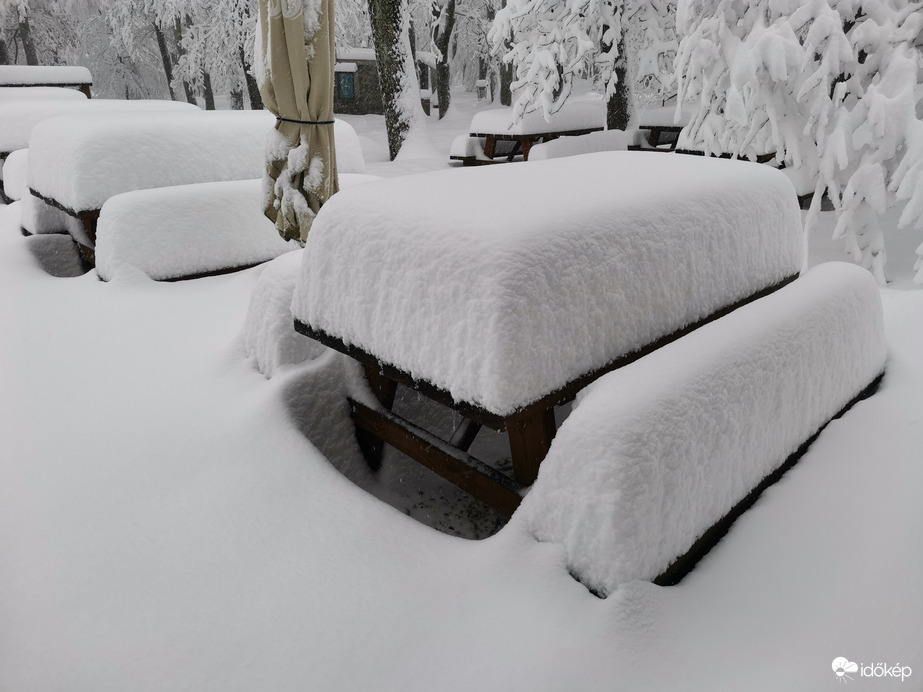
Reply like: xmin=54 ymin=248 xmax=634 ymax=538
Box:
xmin=291 ymin=151 xmax=804 ymax=514
xmin=0 ymin=65 xmax=93 ymax=97
xmin=522 ymin=262 xmax=886 ymax=595
xmin=0 ymin=98 xmax=198 ymax=203
xmin=95 ymin=174 xmax=379 ymax=282
xmin=452 ymin=99 xmax=605 ymax=165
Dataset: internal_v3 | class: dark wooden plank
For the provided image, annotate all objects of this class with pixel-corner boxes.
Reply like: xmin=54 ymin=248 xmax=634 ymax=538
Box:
xmin=448 ymin=418 xmax=481 ymax=451
xmin=349 ymin=399 xmax=525 ymax=517
xmin=506 ymin=406 xmax=556 ymax=485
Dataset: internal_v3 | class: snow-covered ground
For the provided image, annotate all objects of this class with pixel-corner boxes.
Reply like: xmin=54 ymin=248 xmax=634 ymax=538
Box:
xmin=1 ymin=88 xmax=922 ymax=691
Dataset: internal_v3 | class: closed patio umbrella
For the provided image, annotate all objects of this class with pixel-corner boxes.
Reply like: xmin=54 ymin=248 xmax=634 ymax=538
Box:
xmin=257 ymin=0 xmax=339 ymax=243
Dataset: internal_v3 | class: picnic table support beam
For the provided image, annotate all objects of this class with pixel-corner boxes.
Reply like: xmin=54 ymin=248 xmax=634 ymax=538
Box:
xmin=349 ymin=399 xmax=524 ymax=517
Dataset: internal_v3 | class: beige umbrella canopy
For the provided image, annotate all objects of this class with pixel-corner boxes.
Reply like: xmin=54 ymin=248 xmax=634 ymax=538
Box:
xmin=257 ymin=0 xmax=339 ymax=243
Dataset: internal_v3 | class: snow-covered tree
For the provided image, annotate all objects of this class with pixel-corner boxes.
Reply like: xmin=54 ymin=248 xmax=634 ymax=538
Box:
xmin=624 ymin=0 xmax=677 ymax=108
xmin=676 ymin=0 xmax=923 ymax=285
xmin=489 ymin=0 xmax=634 ymax=129
xmin=368 ymin=0 xmax=429 ymax=159
xmin=430 ymin=0 xmax=458 ymax=118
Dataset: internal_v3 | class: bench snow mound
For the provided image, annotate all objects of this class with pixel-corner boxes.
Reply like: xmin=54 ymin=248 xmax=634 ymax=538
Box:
xmin=241 ymin=251 xmax=328 ymax=377
xmin=528 ymin=129 xmax=634 ymax=161
xmin=519 ymin=262 xmax=887 ymax=597
xmin=96 ymin=173 xmax=380 ymax=282
xmin=292 ymin=151 xmax=803 ymax=416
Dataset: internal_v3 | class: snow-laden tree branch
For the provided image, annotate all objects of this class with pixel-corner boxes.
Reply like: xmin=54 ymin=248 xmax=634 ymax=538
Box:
xmin=676 ymin=0 xmax=923 ymax=284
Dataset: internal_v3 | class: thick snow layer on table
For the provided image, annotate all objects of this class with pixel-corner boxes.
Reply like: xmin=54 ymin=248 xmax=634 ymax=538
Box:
xmin=27 ymin=110 xmax=273 ymax=213
xmin=95 ymin=173 xmax=378 ymax=282
xmin=0 ymin=98 xmax=199 ymax=153
xmin=0 ymin=65 xmax=92 ymax=86
xmin=522 ymin=262 xmax=887 ymax=596
xmin=2 ymin=149 xmax=27 ymax=200
xmin=242 ymin=251 xmax=328 ymax=377
xmin=469 ymin=99 xmax=604 ymax=136
xmin=528 ymin=129 xmax=631 ymax=161
xmin=0 ymin=86 xmax=87 ymax=102
xmin=292 ymin=151 xmax=804 ymax=415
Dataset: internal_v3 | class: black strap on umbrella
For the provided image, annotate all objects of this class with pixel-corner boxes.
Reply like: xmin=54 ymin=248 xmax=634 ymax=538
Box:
xmin=276 ymin=116 xmax=335 ymax=125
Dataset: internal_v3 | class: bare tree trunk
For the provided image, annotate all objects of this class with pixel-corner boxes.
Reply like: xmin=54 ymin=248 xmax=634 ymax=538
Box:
xmin=499 ymin=0 xmax=512 ymax=106
xmin=153 ymin=23 xmax=177 ymax=100
xmin=239 ymin=45 xmax=263 ymax=110
xmin=202 ymin=71 xmax=216 ymax=109
xmin=173 ymin=18 xmax=197 ymax=105
xmin=368 ymin=0 xmax=424 ymax=159
xmin=0 ymin=37 xmax=10 ymax=65
xmin=431 ymin=0 xmax=456 ymax=119
xmin=603 ymin=31 xmax=632 ymax=130
xmin=19 ymin=15 xmax=39 ymax=65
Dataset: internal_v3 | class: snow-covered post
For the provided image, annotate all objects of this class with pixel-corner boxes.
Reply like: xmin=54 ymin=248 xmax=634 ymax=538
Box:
xmin=367 ymin=0 xmax=429 ymax=159
xmin=676 ymin=0 xmax=923 ymax=285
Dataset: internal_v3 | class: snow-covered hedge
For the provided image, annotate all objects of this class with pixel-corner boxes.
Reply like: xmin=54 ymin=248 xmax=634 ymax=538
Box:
xmin=521 ymin=262 xmax=887 ymax=596
xmin=292 ymin=151 xmax=803 ymax=415
xmin=95 ymin=173 xmax=380 ymax=282
xmin=0 ymin=99 xmax=199 ymax=156
xmin=0 ymin=86 xmax=87 ymax=102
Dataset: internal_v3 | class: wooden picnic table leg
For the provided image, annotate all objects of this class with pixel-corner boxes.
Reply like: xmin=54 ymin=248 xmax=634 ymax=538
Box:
xmin=520 ymin=138 xmax=533 ymax=161
xmin=356 ymin=364 xmax=398 ymax=471
xmin=483 ymin=135 xmax=497 ymax=160
xmin=506 ymin=407 xmax=557 ymax=486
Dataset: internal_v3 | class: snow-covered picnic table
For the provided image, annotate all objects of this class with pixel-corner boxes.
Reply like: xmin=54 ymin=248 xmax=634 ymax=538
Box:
xmin=0 ymin=65 xmax=93 ymax=97
xmin=292 ymin=150 xmax=804 ymax=514
xmin=0 ymin=99 xmax=199 ymax=202
xmin=452 ymin=99 xmax=605 ymax=164
xmin=637 ymin=105 xmax=696 ymax=150
xmin=24 ymin=110 xmax=272 ymax=259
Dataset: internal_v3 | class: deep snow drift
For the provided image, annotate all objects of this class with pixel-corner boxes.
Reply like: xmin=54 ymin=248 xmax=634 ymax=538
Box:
xmin=1 ymin=89 xmax=921 ymax=691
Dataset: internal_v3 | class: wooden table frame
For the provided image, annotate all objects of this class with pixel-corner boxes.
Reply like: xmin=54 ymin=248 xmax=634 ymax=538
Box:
xmin=457 ymin=126 xmax=604 ymax=165
xmin=294 ymin=274 xmax=798 ymax=517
